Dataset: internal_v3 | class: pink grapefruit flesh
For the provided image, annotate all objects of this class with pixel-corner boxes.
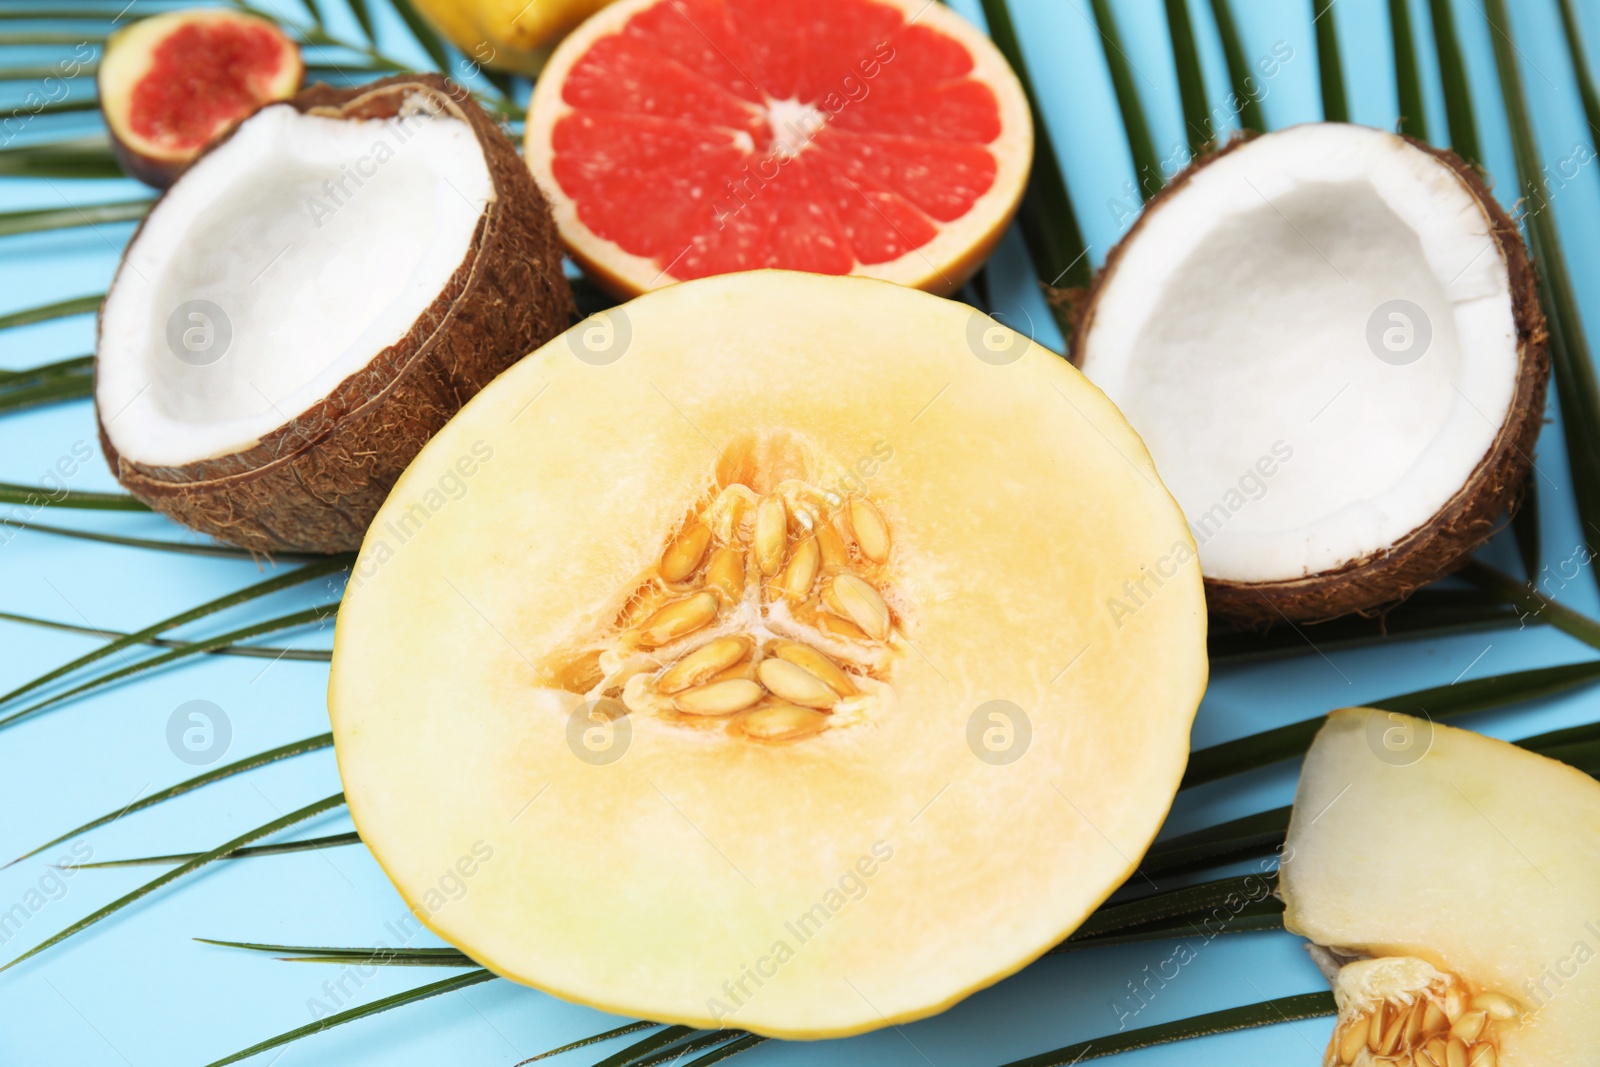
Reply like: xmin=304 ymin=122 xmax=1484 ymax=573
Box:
xmin=526 ymin=0 xmax=1032 ymax=296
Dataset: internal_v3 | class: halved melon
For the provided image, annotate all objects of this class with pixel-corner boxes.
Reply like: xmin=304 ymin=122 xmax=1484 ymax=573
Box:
xmin=329 ymin=270 xmax=1207 ymax=1037
xmin=1281 ymin=709 xmax=1600 ymax=1065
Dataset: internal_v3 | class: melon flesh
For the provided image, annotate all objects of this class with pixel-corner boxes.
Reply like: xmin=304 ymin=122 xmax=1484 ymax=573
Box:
xmin=329 ymin=270 xmax=1207 ymax=1038
xmin=1281 ymin=710 xmax=1600 ymax=1064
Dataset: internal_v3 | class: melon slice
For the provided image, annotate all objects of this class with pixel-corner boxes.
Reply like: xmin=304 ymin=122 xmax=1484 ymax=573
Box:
xmin=1281 ymin=709 xmax=1600 ymax=1065
xmin=95 ymin=75 xmax=574 ymax=554
xmin=99 ymin=9 xmax=303 ymax=188
xmin=523 ymin=0 xmax=1032 ymax=296
xmin=329 ymin=270 xmax=1207 ymax=1037
xmin=1074 ymin=124 xmax=1548 ymax=624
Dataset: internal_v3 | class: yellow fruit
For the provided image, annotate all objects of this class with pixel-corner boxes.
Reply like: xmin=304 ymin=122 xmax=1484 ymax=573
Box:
xmin=410 ymin=0 xmax=617 ymax=74
xmin=1282 ymin=710 xmax=1600 ymax=1065
xmin=329 ymin=271 xmax=1206 ymax=1038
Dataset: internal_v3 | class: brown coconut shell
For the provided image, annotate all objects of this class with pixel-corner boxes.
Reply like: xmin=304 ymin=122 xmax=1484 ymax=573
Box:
xmin=97 ymin=74 xmax=576 ymax=555
xmin=1071 ymin=129 xmax=1550 ymax=627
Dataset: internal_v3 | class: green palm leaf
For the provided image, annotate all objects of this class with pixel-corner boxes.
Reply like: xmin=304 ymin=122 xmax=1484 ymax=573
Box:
xmin=1427 ymin=0 xmax=1479 ymax=162
xmin=0 ymin=372 xmax=92 ymax=413
xmin=0 ymin=608 xmax=330 ymax=662
xmin=0 ymin=293 xmax=100 ymax=331
xmin=1090 ymin=0 xmax=1163 ymax=198
xmin=0 ymin=516 xmax=321 ymax=560
xmin=70 ymin=830 xmax=359 ymax=868
xmin=0 ymin=354 xmax=93 ymax=383
xmin=1477 ymin=2 xmax=1600 ymax=597
xmin=996 ymin=993 xmax=1335 ymax=1067
xmin=1388 ymin=0 xmax=1427 ymax=138
xmin=0 ymin=602 xmax=338 ymax=729
xmin=1556 ymin=0 xmax=1600 ymax=148
xmin=1209 ymin=587 xmax=1524 ymax=663
xmin=1513 ymin=482 xmax=1541 ymax=579
xmin=1182 ymin=659 xmax=1600 ymax=788
xmin=1462 ymin=561 xmax=1600 ymax=650
xmin=516 ymin=1022 xmax=661 ymax=1065
xmin=0 ymin=554 xmax=347 ymax=708
xmin=592 ymin=1025 xmax=699 ymax=1067
xmin=1146 ymin=805 xmax=1292 ymax=876
xmin=1311 ymin=0 xmax=1347 ymax=122
xmin=8 ymin=732 xmax=334 ymax=867
xmin=387 ymin=0 xmax=451 ymax=73
xmin=0 ymin=136 xmax=120 ymax=178
xmin=1056 ymin=903 xmax=1284 ymax=950
xmin=1165 ymin=0 xmax=1210 ymax=154
xmin=1071 ymin=872 xmax=1276 ymax=941
xmin=0 ymin=481 xmax=145 ymax=509
xmin=679 ymin=1035 xmax=765 ymax=1066
xmin=1205 ymin=0 xmax=1265 ymax=132
xmin=974 ymin=0 xmax=1091 ymax=331
xmin=345 ymin=0 xmax=376 ymax=41
xmin=200 ymin=967 xmax=495 ymax=1067
xmin=198 ymin=937 xmax=473 ymax=965
xmin=1 ymin=792 xmax=347 ymax=973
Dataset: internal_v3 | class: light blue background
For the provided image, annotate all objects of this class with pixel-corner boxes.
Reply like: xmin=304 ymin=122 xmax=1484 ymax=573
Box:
xmin=3 ymin=0 xmax=1600 ymax=1064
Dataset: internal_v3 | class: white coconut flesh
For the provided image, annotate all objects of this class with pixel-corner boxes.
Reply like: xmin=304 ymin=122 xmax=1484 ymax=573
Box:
xmin=1077 ymin=124 xmax=1519 ymax=584
xmin=97 ymin=99 xmax=492 ymax=468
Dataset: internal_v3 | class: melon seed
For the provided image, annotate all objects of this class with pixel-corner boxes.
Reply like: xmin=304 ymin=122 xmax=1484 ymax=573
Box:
xmin=781 ymin=535 xmax=820 ymax=599
xmin=849 ymin=497 xmax=890 ymax=562
xmin=829 ymin=573 xmax=890 ymax=640
xmin=772 ymin=642 xmax=857 ymax=696
xmin=632 ymin=591 xmax=718 ymax=648
xmin=705 ymin=546 xmax=746 ymax=604
xmin=757 ymin=659 xmax=837 ymax=709
xmin=1449 ymin=1011 xmax=1487 ymax=1045
xmin=1468 ymin=993 xmax=1517 ymax=1021
xmin=818 ymin=612 xmax=870 ymax=641
xmin=675 ymin=679 xmax=765 ymax=716
xmin=659 ymin=522 xmax=711 ymax=582
xmin=1445 ymin=1037 xmax=1468 ymax=1067
xmin=1338 ymin=1015 xmax=1368 ymax=1063
xmin=1379 ymin=1006 xmax=1407 ymax=1055
xmin=658 ymin=636 xmax=751 ymax=694
xmin=754 ymin=494 xmax=787 ymax=576
xmin=741 ymin=703 xmax=828 ymax=741
xmin=816 ymin=521 xmax=850 ymax=571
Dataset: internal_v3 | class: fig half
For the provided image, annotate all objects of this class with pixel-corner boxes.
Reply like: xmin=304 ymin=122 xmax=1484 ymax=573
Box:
xmin=99 ymin=8 xmax=303 ymax=188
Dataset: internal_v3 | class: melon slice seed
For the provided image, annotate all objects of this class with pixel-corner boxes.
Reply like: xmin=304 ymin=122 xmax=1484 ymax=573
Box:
xmin=543 ymin=434 xmax=900 ymax=741
xmin=1320 ymin=956 xmax=1519 ymax=1066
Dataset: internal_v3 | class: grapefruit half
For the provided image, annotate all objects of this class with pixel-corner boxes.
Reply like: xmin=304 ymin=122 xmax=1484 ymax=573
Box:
xmin=524 ymin=0 xmax=1032 ymax=296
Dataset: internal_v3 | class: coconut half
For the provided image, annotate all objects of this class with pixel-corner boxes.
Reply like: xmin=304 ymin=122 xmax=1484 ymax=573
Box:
xmin=1073 ymin=123 xmax=1548 ymax=624
xmin=96 ymin=75 xmax=575 ymax=554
